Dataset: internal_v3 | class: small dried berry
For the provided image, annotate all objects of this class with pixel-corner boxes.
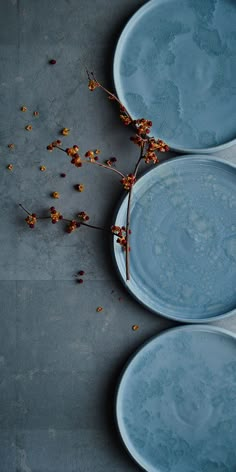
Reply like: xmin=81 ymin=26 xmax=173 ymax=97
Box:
xmin=40 ymin=165 xmax=46 ymax=171
xmin=60 ymin=173 xmax=66 ymax=178
xmin=49 ymin=59 xmax=57 ymax=65
xmin=47 ymin=144 xmax=54 ymax=151
xmin=78 ymin=270 xmax=85 ymax=276
xmin=77 ymin=279 xmax=83 ymax=284
xmin=25 ymin=124 xmax=32 ymax=131
xmin=61 ymin=128 xmax=70 ymax=136
xmin=8 ymin=143 xmax=15 ymax=149
xmin=52 ymin=191 xmax=60 ymax=199
xmin=21 ymin=106 xmax=27 ymax=112
xmin=75 ymin=184 xmax=84 ymax=192
xmin=96 ymin=306 xmax=103 ymax=312
xmin=132 ymin=325 xmax=139 ymax=331
xmin=7 ymin=164 xmax=13 ymax=170
xmin=33 ymin=111 xmax=39 ymax=117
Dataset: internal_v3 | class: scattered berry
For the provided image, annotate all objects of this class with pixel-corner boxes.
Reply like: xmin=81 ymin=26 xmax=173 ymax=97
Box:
xmin=49 ymin=59 xmax=57 ymax=65
xmin=77 ymin=278 xmax=83 ymax=284
xmin=7 ymin=164 xmax=13 ymax=170
xmin=60 ymin=173 xmax=66 ymax=178
xmin=8 ymin=143 xmax=15 ymax=149
xmin=52 ymin=191 xmax=60 ymax=199
xmin=40 ymin=165 xmax=46 ymax=171
xmin=61 ymin=128 xmax=70 ymax=136
xmin=21 ymin=106 xmax=27 ymax=112
xmin=75 ymin=184 xmax=84 ymax=192
xmin=96 ymin=306 xmax=103 ymax=312
xmin=47 ymin=144 xmax=54 ymax=151
xmin=78 ymin=270 xmax=85 ymax=276
xmin=132 ymin=325 xmax=139 ymax=331
xmin=25 ymin=124 xmax=32 ymax=131
xmin=33 ymin=111 xmax=39 ymax=117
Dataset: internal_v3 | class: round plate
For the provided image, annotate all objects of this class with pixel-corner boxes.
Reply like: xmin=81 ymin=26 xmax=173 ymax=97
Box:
xmin=113 ymin=0 xmax=236 ymax=152
xmin=113 ymin=156 xmax=236 ymax=323
xmin=116 ymin=325 xmax=236 ymax=472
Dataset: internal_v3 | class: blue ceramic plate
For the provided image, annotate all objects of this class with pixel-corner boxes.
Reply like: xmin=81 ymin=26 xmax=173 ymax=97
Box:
xmin=116 ymin=325 xmax=236 ymax=472
xmin=113 ymin=0 xmax=236 ymax=152
xmin=113 ymin=156 xmax=236 ymax=322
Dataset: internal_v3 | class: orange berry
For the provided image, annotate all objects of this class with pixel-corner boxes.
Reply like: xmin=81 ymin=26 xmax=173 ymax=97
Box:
xmin=52 ymin=191 xmax=60 ymax=199
xmin=96 ymin=306 xmax=103 ymax=312
xmin=132 ymin=325 xmax=139 ymax=331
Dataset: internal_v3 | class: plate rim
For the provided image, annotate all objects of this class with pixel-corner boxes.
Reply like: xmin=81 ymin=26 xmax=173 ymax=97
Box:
xmin=112 ymin=155 xmax=236 ymax=323
xmin=115 ymin=324 xmax=236 ymax=472
xmin=113 ymin=0 xmax=236 ymax=153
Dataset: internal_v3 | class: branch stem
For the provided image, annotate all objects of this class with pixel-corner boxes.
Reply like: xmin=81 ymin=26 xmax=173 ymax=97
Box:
xmin=125 ymin=146 xmax=144 ymax=281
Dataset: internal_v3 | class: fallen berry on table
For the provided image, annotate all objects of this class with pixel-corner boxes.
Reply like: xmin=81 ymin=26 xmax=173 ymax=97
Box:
xmin=33 ymin=111 xmax=39 ymax=116
xmin=61 ymin=128 xmax=70 ymax=136
xmin=52 ymin=191 xmax=60 ymax=199
xmin=8 ymin=143 xmax=15 ymax=149
xmin=75 ymin=184 xmax=84 ymax=192
xmin=78 ymin=270 xmax=85 ymax=276
xmin=25 ymin=124 xmax=32 ymax=131
xmin=132 ymin=325 xmax=139 ymax=331
xmin=96 ymin=306 xmax=103 ymax=312
xmin=47 ymin=144 xmax=54 ymax=151
xmin=21 ymin=106 xmax=27 ymax=112
xmin=49 ymin=59 xmax=57 ymax=65
xmin=77 ymin=278 xmax=83 ymax=284
xmin=60 ymin=173 xmax=66 ymax=178
xmin=40 ymin=165 xmax=46 ymax=171
xmin=7 ymin=164 xmax=13 ymax=170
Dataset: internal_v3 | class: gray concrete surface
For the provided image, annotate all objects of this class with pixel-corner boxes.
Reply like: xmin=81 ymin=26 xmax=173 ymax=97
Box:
xmin=0 ymin=1 xmax=236 ymax=471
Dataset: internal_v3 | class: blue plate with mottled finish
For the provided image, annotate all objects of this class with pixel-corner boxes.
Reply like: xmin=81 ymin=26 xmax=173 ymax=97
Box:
xmin=113 ymin=0 xmax=236 ymax=152
xmin=116 ymin=325 xmax=236 ymax=472
xmin=113 ymin=156 xmax=236 ymax=322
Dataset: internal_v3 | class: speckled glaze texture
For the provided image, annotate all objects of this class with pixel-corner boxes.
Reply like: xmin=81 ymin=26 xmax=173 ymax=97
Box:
xmin=114 ymin=0 xmax=236 ymax=152
xmin=116 ymin=325 xmax=236 ymax=472
xmin=113 ymin=156 xmax=236 ymax=322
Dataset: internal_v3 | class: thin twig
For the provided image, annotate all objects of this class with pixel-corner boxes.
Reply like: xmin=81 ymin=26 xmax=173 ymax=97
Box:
xmin=90 ymin=160 xmax=125 ymax=178
xmin=19 ymin=203 xmax=31 ymax=215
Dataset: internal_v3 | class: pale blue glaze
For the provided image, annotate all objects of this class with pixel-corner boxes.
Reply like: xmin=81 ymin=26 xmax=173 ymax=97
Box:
xmin=116 ymin=325 xmax=236 ymax=472
xmin=113 ymin=0 xmax=236 ymax=152
xmin=113 ymin=156 xmax=236 ymax=322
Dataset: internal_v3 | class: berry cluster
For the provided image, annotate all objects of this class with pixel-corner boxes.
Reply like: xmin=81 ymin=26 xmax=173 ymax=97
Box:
xmin=67 ymin=220 xmax=80 ymax=233
xmin=25 ymin=214 xmax=37 ymax=229
xmin=111 ymin=225 xmax=131 ymax=251
xmin=134 ymin=118 xmax=152 ymax=135
xmin=47 ymin=140 xmax=62 ymax=152
xmin=121 ymin=174 xmax=136 ymax=191
xmin=50 ymin=207 xmax=63 ymax=224
xmin=77 ymin=211 xmax=89 ymax=221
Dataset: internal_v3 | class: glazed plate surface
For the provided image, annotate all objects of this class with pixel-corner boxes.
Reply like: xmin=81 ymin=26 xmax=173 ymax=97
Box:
xmin=114 ymin=0 xmax=236 ymax=152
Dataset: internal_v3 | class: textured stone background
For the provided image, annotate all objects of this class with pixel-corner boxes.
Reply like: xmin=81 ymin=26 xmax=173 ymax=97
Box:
xmin=0 ymin=1 xmax=236 ymax=471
